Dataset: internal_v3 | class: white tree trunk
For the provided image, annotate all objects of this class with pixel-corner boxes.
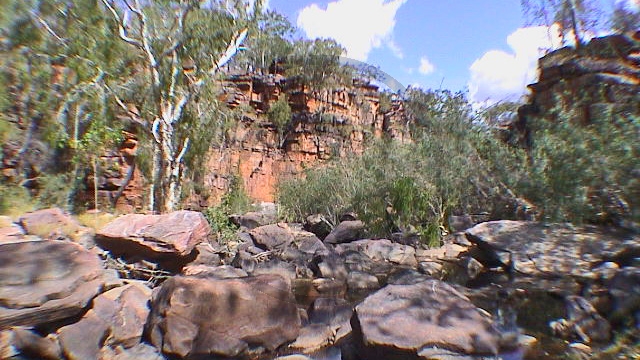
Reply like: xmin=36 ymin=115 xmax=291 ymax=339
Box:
xmin=103 ymin=0 xmax=252 ymax=213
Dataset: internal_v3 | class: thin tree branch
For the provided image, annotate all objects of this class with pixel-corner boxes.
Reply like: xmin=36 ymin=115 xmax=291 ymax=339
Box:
xmin=30 ymin=11 xmax=67 ymax=46
xmin=100 ymin=0 xmax=144 ymax=49
xmin=175 ymin=137 xmax=190 ymax=165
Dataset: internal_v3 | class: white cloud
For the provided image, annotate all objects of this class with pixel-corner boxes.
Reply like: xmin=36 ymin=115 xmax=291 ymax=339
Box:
xmin=297 ymin=0 xmax=407 ymax=61
xmin=468 ymin=24 xmax=564 ymax=105
xmin=418 ymin=56 xmax=435 ymax=75
xmin=387 ymin=39 xmax=404 ymax=59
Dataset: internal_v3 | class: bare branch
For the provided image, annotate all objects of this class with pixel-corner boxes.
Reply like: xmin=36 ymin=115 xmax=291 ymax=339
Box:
xmin=101 ymin=0 xmax=144 ymax=49
xmin=171 ymin=93 xmax=192 ymax=125
xmin=213 ymin=28 xmax=249 ymax=72
xmin=30 ymin=11 xmax=67 ymax=46
xmin=152 ymin=118 xmax=162 ymax=145
xmin=175 ymin=137 xmax=190 ymax=165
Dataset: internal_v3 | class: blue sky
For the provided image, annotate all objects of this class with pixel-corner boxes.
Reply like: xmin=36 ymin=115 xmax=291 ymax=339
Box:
xmin=265 ymin=0 xmax=637 ymax=104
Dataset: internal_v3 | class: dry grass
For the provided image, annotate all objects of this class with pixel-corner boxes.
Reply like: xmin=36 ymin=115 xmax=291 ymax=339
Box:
xmin=0 ymin=216 xmax=13 ymax=228
xmin=26 ymin=222 xmax=80 ymax=239
xmin=77 ymin=211 xmax=117 ymax=231
xmin=0 ymin=187 xmax=38 ymax=221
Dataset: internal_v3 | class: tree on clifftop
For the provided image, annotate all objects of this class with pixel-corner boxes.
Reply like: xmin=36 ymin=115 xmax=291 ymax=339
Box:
xmin=521 ymin=0 xmax=603 ymax=49
xmin=101 ymin=0 xmax=261 ymax=213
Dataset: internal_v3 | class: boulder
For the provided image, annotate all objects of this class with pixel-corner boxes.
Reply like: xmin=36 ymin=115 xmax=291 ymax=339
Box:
xmin=352 ymin=280 xmax=504 ymax=359
xmin=0 ymin=217 xmax=26 ymax=244
xmin=249 ymin=223 xmax=294 ymax=250
xmin=10 ymin=328 xmax=62 ymax=360
xmin=96 ymin=210 xmax=210 ymax=260
xmin=311 ymin=254 xmax=348 ymax=280
xmin=303 ymin=214 xmax=333 ymax=240
xmin=290 ymin=298 xmax=353 ymax=353
xmin=347 ymin=271 xmax=380 ymax=291
xmin=99 ymin=343 xmax=164 ymax=360
xmin=57 ymin=283 xmax=152 ymax=359
xmin=550 ymin=296 xmax=611 ymax=343
xmin=607 ymin=267 xmax=640 ymax=324
xmin=0 ymin=241 xmax=108 ymax=330
xmin=324 ymin=220 xmax=365 ymax=244
xmin=230 ymin=211 xmax=271 ymax=230
xmin=465 ymin=221 xmax=640 ymax=280
xmin=182 ymin=264 xmax=248 ymax=278
xmin=292 ymin=230 xmax=329 ymax=256
xmin=18 ymin=208 xmax=81 ymax=239
xmin=146 ymin=274 xmax=301 ymax=359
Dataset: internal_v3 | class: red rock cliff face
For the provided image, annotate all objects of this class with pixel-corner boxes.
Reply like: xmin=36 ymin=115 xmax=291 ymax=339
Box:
xmin=200 ymin=74 xmax=408 ymax=205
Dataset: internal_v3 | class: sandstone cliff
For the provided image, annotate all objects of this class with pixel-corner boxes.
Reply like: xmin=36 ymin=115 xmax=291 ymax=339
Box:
xmin=197 ymin=74 xmax=408 ymax=206
xmin=508 ymin=31 xmax=640 ymax=148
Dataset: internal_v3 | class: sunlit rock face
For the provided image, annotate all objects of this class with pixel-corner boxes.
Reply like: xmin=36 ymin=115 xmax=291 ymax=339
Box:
xmin=508 ymin=32 xmax=640 ymax=149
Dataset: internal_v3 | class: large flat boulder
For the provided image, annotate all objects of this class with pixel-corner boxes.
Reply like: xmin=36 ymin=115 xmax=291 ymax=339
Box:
xmin=351 ymin=280 xmax=504 ymax=359
xmin=146 ymin=274 xmax=301 ymax=359
xmin=465 ymin=221 xmax=640 ymax=279
xmin=0 ymin=241 xmax=108 ymax=330
xmin=96 ymin=210 xmax=210 ymax=260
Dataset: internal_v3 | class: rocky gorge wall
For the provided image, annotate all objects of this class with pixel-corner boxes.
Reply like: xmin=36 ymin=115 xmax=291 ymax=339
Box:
xmin=506 ymin=31 xmax=640 ymax=148
xmin=196 ymin=74 xmax=408 ymax=206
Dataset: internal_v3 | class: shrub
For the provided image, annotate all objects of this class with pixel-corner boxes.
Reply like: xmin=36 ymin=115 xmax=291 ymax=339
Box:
xmin=203 ymin=174 xmax=253 ymax=244
xmin=524 ymin=104 xmax=640 ymax=225
xmin=267 ymin=95 xmax=292 ymax=139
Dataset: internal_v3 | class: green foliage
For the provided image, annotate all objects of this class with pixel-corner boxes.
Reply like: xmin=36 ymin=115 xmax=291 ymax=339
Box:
xmin=286 ymin=38 xmax=353 ymax=91
xmin=36 ymin=173 xmax=76 ymax=209
xmin=524 ymin=104 xmax=640 ymax=224
xmin=278 ymin=87 xmax=528 ymax=247
xmin=267 ymin=95 xmax=292 ymax=137
xmin=203 ymin=175 xmax=252 ymax=244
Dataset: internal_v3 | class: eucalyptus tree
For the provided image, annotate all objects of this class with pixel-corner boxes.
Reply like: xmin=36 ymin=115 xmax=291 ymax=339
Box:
xmin=0 ymin=0 xmax=128 ymax=210
xmin=100 ymin=0 xmax=262 ymax=213
xmin=241 ymin=9 xmax=295 ymax=74
xmin=286 ymin=38 xmax=353 ymax=93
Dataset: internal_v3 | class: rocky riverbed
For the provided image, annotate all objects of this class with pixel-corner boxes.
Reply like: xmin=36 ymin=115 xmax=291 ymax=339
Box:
xmin=1 ymin=207 xmax=638 ymax=360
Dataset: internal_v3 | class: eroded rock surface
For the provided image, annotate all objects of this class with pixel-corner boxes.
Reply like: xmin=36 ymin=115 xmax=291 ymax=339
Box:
xmin=352 ymin=280 xmax=504 ymax=359
xmin=146 ymin=274 xmax=301 ymax=359
xmin=0 ymin=240 xmax=108 ymax=330
xmin=96 ymin=210 xmax=210 ymax=260
xmin=465 ymin=221 xmax=639 ymax=279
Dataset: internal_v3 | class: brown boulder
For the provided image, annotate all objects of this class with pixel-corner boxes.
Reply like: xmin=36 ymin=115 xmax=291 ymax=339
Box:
xmin=352 ymin=280 xmax=504 ymax=359
xmin=0 ymin=241 xmax=108 ymax=330
xmin=249 ymin=223 xmax=294 ymax=250
xmin=96 ymin=210 xmax=210 ymax=260
xmin=18 ymin=208 xmax=89 ymax=242
xmin=324 ymin=220 xmax=365 ymax=244
xmin=0 ymin=216 xmax=26 ymax=244
xmin=147 ymin=274 xmax=301 ymax=359
xmin=57 ymin=283 xmax=152 ymax=359
xmin=465 ymin=221 xmax=640 ymax=280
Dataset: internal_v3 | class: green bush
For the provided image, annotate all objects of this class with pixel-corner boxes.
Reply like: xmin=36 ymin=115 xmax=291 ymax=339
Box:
xmin=277 ymin=116 xmax=527 ymax=247
xmin=203 ymin=174 xmax=253 ymax=244
xmin=267 ymin=95 xmax=292 ymax=138
xmin=524 ymin=104 xmax=640 ymax=225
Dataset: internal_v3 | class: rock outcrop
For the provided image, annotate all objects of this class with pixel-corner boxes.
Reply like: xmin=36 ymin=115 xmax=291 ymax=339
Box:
xmin=199 ymin=75 xmax=408 ymax=205
xmin=96 ymin=210 xmax=210 ymax=263
xmin=464 ymin=220 xmax=639 ymax=280
xmin=509 ymin=32 xmax=640 ymax=149
xmin=351 ymin=280 xmax=506 ymax=359
xmin=0 ymin=241 xmax=109 ymax=330
xmin=146 ymin=274 xmax=301 ymax=359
